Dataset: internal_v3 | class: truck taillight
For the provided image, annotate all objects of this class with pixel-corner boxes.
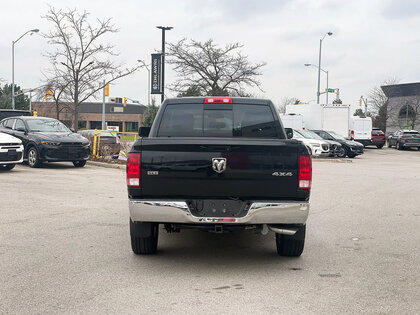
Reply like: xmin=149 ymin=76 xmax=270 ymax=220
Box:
xmin=350 ymin=130 xmax=354 ymax=140
xmin=127 ymin=153 xmax=140 ymax=187
xmin=298 ymin=155 xmax=312 ymax=189
xmin=204 ymin=98 xmax=232 ymax=103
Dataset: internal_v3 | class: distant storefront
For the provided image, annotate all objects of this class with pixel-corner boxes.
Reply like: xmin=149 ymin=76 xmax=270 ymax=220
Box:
xmin=33 ymin=102 xmax=146 ymax=132
xmin=381 ymin=82 xmax=420 ymax=134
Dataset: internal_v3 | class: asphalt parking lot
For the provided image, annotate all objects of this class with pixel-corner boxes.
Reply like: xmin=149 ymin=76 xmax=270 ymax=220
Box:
xmin=1 ymin=148 xmax=419 ymax=314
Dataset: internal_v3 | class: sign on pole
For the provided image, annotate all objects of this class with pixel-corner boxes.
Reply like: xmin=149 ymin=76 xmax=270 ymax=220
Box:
xmin=151 ymin=53 xmax=162 ymax=94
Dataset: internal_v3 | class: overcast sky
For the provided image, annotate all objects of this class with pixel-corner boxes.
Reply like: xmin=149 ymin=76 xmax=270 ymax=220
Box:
xmin=1 ymin=0 xmax=420 ymax=108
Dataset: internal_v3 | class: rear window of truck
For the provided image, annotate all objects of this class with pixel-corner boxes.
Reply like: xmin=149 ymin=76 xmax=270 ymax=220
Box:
xmin=157 ymin=104 xmax=278 ymax=138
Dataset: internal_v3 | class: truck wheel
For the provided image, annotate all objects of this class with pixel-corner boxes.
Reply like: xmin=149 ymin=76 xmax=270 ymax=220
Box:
xmin=130 ymin=220 xmax=159 ymax=255
xmin=275 ymin=225 xmax=305 ymax=257
xmin=0 ymin=164 xmax=15 ymax=171
xmin=387 ymin=141 xmax=392 ymax=148
xmin=376 ymin=144 xmax=384 ymax=149
xmin=396 ymin=142 xmax=402 ymax=150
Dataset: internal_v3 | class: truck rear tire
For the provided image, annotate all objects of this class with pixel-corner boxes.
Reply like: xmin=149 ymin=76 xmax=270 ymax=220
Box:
xmin=130 ymin=220 xmax=159 ymax=255
xmin=275 ymin=225 xmax=305 ymax=257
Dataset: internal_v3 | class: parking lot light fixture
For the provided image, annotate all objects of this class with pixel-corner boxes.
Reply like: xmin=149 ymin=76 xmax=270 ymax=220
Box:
xmin=12 ymin=29 xmax=40 ymax=109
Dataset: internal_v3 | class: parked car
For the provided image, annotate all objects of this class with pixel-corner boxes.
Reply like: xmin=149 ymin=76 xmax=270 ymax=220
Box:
xmin=387 ymin=130 xmax=420 ymax=150
xmin=0 ymin=116 xmax=90 ymax=168
xmin=0 ymin=132 xmax=24 ymax=171
xmin=312 ymin=130 xmax=364 ymax=158
xmin=370 ymin=128 xmax=386 ymax=148
xmin=127 ymin=97 xmax=311 ymax=256
xmin=294 ymin=129 xmax=343 ymax=157
xmin=78 ymin=129 xmax=121 ymax=159
xmin=291 ymin=129 xmax=329 ymax=157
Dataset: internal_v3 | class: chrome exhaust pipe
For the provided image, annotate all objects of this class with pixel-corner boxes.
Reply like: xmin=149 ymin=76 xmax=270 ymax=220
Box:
xmin=268 ymin=226 xmax=298 ymax=235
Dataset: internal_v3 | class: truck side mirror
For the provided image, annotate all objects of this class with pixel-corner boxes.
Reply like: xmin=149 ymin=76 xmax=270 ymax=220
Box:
xmin=70 ymin=128 xmax=75 ymax=133
xmin=139 ymin=127 xmax=151 ymax=137
xmin=285 ymin=128 xmax=293 ymax=139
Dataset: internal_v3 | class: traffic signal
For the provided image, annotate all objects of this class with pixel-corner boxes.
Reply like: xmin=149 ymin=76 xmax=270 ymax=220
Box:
xmin=358 ymin=97 xmax=362 ymax=107
xmin=44 ymin=86 xmax=53 ymax=100
xmin=123 ymin=97 xmax=127 ymax=107
xmin=33 ymin=110 xmax=38 ymax=117
xmin=104 ymin=84 xmax=109 ymax=97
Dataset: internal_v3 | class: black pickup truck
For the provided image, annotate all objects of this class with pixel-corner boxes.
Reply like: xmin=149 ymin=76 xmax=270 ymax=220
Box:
xmin=126 ymin=97 xmax=311 ymax=256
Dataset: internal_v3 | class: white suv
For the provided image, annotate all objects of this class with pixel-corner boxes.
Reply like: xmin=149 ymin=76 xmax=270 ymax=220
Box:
xmin=0 ymin=132 xmax=24 ymax=171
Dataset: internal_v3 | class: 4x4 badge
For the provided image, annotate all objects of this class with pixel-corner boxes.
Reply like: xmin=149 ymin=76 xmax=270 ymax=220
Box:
xmin=212 ymin=158 xmax=227 ymax=173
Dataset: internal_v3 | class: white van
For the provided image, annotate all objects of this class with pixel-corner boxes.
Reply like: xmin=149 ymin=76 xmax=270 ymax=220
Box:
xmin=349 ymin=117 xmax=372 ymax=146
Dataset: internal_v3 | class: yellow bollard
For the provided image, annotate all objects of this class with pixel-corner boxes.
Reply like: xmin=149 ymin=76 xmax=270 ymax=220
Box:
xmin=93 ymin=129 xmax=98 ymax=159
xmin=96 ymin=130 xmax=101 ymax=158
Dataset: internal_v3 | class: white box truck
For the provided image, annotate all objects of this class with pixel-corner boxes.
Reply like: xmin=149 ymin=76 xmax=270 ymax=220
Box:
xmin=286 ymin=104 xmax=351 ymax=138
xmin=279 ymin=114 xmax=304 ymax=130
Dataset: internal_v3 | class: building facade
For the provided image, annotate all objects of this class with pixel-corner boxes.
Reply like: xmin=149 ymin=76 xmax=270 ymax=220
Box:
xmin=381 ymin=82 xmax=420 ymax=134
xmin=33 ymin=102 xmax=147 ymax=132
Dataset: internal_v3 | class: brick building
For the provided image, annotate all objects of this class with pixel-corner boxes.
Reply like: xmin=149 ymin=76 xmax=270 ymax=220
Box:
xmin=33 ymin=101 xmax=147 ymax=132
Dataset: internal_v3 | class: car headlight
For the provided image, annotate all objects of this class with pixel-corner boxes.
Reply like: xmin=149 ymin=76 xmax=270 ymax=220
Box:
xmin=40 ymin=141 xmax=61 ymax=146
xmin=310 ymin=143 xmax=321 ymax=147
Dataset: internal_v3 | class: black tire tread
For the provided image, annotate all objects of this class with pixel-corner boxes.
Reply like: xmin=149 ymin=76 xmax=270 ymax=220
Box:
xmin=130 ymin=222 xmax=158 ymax=255
xmin=276 ymin=226 xmax=305 ymax=257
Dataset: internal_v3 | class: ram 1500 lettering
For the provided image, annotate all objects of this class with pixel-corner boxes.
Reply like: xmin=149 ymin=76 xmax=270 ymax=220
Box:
xmin=126 ymin=97 xmax=311 ymax=256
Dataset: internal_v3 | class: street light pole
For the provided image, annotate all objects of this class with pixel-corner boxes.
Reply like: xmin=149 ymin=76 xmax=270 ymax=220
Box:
xmin=316 ymin=32 xmax=332 ymax=104
xmin=156 ymin=26 xmax=173 ymax=103
xmin=305 ymin=63 xmax=329 ymax=104
xmin=11 ymin=29 xmax=39 ymax=110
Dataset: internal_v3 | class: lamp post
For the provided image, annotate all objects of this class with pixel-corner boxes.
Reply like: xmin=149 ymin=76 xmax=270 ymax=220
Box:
xmin=316 ymin=32 xmax=332 ymax=104
xmin=305 ymin=63 xmax=329 ymax=104
xmin=137 ymin=60 xmax=151 ymax=105
xmin=12 ymin=29 xmax=39 ymax=109
xmin=156 ymin=26 xmax=173 ymax=103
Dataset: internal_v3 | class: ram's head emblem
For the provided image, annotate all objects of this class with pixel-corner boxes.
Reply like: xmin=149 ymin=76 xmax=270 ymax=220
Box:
xmin=212 ymin=158 xmax=227 ymax=173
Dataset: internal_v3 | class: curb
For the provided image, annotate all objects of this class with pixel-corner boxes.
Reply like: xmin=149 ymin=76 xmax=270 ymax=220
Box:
xmin=86 ymin=160 xmax=126 ymax=169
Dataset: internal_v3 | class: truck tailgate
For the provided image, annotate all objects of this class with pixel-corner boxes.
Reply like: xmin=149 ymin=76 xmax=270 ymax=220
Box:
xmin=136 ymin=138 xmax=301 ymax=200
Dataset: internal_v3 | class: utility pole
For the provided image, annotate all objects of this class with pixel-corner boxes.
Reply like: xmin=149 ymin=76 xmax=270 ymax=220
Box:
xmin=156 ymin=26 xmax=173 ymax=103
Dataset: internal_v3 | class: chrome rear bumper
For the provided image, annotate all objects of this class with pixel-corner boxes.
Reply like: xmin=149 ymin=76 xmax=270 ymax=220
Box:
xmin=129 ymin=200 xmax=309 ymax=224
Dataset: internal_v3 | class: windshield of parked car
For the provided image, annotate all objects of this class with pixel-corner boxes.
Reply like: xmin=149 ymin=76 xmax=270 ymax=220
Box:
xmin=329 ymin=131 xmax=346 ymax=140
xmin=292 ymin=130 xmax=304 ymax=139
xmin=297 ymin=129 xmax=324 ymax=140
xmin=158 ymin=104 xmax=279 ymax=138
xmin=26 ymin=119 xmax=71 ymax=132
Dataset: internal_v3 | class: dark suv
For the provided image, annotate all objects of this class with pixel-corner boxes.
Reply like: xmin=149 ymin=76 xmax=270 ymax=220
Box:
xmin=387 ymin=130 xmax=420 ymax=150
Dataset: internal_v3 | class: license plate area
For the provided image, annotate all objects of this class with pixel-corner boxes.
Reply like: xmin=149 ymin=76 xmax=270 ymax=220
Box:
xmin=7 ymin=149 xmax=17 ymax=157
xmin=187 ymin=199 xmax=250 ymax=218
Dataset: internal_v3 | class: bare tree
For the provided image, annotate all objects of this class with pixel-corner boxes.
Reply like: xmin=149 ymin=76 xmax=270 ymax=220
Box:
xmin=275 ymin=97 xmax=300 ymax=114
xmin=368 ymin=78 xmax=399 ymax=132
xmin=43 ymin=6 xmax=140 ymax=130
xmin=168 ymin=39 xmax=266 ymax=96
